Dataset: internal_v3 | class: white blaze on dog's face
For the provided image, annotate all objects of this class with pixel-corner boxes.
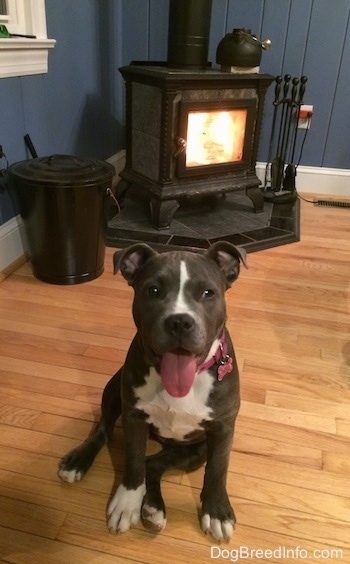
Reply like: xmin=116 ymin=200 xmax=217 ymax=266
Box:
xmin=172 ymin=260 xmax=191 ymax=315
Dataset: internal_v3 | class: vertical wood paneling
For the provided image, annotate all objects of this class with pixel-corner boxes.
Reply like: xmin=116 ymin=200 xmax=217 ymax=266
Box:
xmin=0 ymin=77 xmax=26 ymax=161
xmin=208 ymin=0 xmax=229 ymax=63
xmin=149 ymin=0 xmax=169 ymax=61
xmin=122 ymin=0 xmax=151 ymax=63
xmin=19 ymin=75 xmax=50 ymax=158
xmin=300 ymin=0 xmax=350 ymax=166
xmin=260 ymin=0 xmax=291 ymax=73
xmin=44 ymin=0 xmax=99 ymax=156
xmin=282 ymin=0 xmax=312 ymax=76
xmin=322 ymin=14 xmax=350 ymax=167
xmin=0 ymin=77 xmax=26 ymax=223
xmin=226 ymin=0 xmax=265 ymax=37
xmin=113 ymin=0 xmax=126 ymax=132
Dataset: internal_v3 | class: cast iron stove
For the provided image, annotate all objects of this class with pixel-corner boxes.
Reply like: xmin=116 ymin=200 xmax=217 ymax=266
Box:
xmin=117 ymin=64 xmax=273 ymax=229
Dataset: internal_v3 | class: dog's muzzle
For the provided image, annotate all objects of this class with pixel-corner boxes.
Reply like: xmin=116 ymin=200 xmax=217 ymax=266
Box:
xmin=151 ymin=313 xmax=207 ymax=399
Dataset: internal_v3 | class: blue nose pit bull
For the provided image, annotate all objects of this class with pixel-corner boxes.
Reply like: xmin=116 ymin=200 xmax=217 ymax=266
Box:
xmin=58 ymin=242 xmax=247 ymax=542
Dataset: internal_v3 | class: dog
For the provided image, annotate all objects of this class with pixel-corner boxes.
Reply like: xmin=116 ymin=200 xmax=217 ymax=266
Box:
xmin=58 ymin=241 xmax=247 ymax=541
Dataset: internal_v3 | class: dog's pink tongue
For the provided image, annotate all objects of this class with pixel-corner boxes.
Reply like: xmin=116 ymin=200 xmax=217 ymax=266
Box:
xmin=160 ymin=351 xmax=197 ymax=397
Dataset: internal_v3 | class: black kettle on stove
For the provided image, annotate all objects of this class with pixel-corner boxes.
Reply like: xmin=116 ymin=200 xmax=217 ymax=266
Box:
xmin=216 ymin=28 xmax=271 ymax=68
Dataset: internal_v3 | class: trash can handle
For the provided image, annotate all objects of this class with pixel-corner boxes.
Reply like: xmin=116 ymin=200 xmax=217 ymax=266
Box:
xmin=107 ymin=187 xmax=121 ymax=214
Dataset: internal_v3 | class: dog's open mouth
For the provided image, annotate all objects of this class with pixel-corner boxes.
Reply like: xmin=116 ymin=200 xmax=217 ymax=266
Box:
xmin=159 ymin=348 xmax=199 ymax=398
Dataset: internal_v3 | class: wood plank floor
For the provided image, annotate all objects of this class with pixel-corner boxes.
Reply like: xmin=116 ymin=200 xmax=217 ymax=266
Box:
xmin=0 ymin=196 xmax=349 ymax=563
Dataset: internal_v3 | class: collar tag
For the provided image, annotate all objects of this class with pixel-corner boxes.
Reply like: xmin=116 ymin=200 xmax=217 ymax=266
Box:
xmin=216 ymin=353 xmax=233 ymax=381
xmin=197 ymin=332 xmax=233 ymax=380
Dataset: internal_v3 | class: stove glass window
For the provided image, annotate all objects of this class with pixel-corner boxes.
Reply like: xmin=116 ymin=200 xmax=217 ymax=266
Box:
xmin=186 ymin=109 xmax=247 ymax=167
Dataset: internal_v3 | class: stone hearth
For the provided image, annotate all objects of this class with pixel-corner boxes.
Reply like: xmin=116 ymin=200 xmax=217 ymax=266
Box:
xmin=106 ymin=188 xmax=299 ymax=253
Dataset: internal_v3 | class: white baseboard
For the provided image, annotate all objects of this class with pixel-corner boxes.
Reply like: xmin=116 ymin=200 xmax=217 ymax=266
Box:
xmin=0 ymin=215 xmax=28 ymax=272
xmin=106 ymin=150 xmax=126 ymax=189
xmin=1 ymin=152 xmax=349 ymax=272
xmin=256 ymin=162 xmax=350 ymax=197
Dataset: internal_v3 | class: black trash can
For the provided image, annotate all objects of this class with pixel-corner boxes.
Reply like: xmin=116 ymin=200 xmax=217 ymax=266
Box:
xmin=9 ymin=154 xmax=115 ymax=285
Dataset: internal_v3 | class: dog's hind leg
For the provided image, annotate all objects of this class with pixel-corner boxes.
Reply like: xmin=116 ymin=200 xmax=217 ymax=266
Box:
xmin=141 ymin=441 xmax=207 ymax=532
xmin=58 ymin=368 xmax=122 ymax=483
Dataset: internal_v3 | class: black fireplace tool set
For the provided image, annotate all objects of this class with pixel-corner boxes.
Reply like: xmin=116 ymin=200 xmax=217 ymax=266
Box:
xmin=264 ymin=74 xmax=308 ymax=203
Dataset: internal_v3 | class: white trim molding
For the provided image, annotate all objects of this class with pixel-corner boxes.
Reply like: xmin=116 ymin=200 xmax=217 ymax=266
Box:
xmin=0 ymin=37 xmax=56 ymax=78
xmin=106 ymin=149 xmax=126 ymax=188
xmin=0 ymin=0 xmax=56 ymax=78
xmin=0 ymin=214 xmax=28 ymax=272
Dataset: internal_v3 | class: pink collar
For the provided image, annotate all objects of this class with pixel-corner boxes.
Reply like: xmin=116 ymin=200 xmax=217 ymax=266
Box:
xmin=197 ymin=332 xmax=233 ymax=381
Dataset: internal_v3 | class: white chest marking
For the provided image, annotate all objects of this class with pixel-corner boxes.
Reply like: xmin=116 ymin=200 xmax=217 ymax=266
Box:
xmin=134 ymin=367 xmax=214 ymax=441
xmin=172 ymin=260 xmax=190 ymax=315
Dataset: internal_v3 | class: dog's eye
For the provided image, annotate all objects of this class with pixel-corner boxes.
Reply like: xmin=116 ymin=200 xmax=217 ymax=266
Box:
xmin=202 ymin=289 xmax=215 ymax=299
xmin=148 ymin=285 xmax=160 ymax=297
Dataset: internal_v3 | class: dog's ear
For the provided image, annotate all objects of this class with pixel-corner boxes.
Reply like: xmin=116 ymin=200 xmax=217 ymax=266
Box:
xmin=205 ymin=242 xmax=248 ymax=287
xmin=113 ymin=243 xmax=157 ymax=285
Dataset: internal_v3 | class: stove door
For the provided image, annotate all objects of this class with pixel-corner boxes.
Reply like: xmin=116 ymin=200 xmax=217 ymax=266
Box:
xmin=176 ymin=99 xmax=256 ymax=178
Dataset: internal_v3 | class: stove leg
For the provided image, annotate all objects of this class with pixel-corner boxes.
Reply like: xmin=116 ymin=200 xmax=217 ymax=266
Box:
xmin=150 ymin=198 xmax=180 ymax=230
xmin=246 ymin=186 xmax=264 ymax=213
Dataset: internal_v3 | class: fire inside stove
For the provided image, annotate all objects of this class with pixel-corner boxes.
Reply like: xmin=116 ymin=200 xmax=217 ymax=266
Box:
xmin=186 ymin=109 xmax=247 ymax=167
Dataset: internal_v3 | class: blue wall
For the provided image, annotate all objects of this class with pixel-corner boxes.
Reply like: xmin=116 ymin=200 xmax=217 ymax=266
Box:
xmin=1 ymin=0 xmax=350 ymax=225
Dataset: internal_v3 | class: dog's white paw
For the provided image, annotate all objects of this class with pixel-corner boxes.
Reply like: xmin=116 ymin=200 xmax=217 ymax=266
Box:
xmin=107 ymin=483 xmax=146 ymax=533
xmin=58 ymin=468 xmax=82 ymax=483
xmin=201 ymin=514 xmax=234 ymax=541
xmin=142 ymin=503 xmax=167 ymax=532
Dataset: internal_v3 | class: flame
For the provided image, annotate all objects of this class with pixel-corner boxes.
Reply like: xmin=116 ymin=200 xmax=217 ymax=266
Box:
xmin=186 ymin=109 xmax=247 ymax=167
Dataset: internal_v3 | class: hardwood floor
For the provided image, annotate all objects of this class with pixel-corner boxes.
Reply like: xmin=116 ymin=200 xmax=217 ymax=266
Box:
xmin=0 ymin=196 xmax=349 ymax=563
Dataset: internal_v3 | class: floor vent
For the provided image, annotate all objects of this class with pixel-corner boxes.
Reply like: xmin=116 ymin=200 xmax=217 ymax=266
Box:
xmin=315 ymin=199 xmax=350 ymax=208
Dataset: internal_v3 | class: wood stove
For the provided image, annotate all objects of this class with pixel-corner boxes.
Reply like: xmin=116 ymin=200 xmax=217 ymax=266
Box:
xmin=116 ymin=0 xmax=273 ymax=229
xmin=118 ymin=65 xmax=273 ymax=229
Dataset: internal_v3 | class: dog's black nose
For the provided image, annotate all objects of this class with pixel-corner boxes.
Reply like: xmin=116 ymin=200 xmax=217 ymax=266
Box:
xmin=164 ymin=314 xmax=195 ymax=337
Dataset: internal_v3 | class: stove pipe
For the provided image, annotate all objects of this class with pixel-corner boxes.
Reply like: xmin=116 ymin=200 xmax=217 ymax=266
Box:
xmin=167 ymin=0 xmax=212 ymax=69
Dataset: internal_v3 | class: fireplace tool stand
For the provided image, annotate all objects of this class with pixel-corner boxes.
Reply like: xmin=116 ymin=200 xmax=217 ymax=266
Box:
xmin=264 ymin=74 xmax=308 ymax=204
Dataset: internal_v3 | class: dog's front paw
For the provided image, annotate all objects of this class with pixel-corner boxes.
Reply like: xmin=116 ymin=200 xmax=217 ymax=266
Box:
xmin=200 ymin=492 xmax=236 ymax=541
xmin=141 ymin=490 xmax=167 ymax=533
xmin=58 ymin=446 xmax=92 ymax=483
xmin=107 ymin=483 xmax=146 ymax=533
xmin=201 ymin=514 xmax=235 ymax=542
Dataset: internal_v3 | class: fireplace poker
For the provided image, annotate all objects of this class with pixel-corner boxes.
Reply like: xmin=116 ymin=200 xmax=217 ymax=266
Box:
xmin=274 ymin=77 xmax=299 ymax=192
xmin=289 ymin=76 xmax=308 ymax=164
xmin=274 ymin=77 xmax=299 ymax=194
xmin=264 ymin=75 xmax=282 ymax=190
xmin=282 ymin=78 xmax=299 ymax=164
xmin=283 ymin=76 xmax=308 ymax=192
xmin=275 ymin=74 xmax=291 ymax=157
xmin=271 ymin=74 xmax=291 ymax=191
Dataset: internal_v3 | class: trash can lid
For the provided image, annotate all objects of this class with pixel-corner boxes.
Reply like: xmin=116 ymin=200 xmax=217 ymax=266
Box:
xmin=8 ymin=154 xmax=115 ymax=185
